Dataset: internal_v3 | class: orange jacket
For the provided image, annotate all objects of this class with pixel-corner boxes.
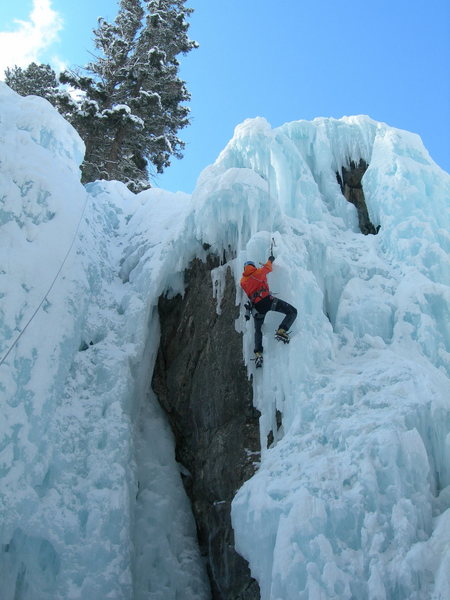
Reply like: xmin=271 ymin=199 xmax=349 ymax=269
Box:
xmin=240 ymin=260 xmax=273 ymax=304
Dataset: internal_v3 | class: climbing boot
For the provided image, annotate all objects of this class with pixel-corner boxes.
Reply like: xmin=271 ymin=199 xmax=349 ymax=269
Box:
xmin=275 ymin=328 xmax=290 ymax=343
xmin=254 ymin=352 xmax=263 ymax=368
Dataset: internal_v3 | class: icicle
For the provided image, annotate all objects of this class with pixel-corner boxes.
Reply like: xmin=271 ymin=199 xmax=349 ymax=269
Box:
xmin=211 ymin=264 xmax=228 ymax=315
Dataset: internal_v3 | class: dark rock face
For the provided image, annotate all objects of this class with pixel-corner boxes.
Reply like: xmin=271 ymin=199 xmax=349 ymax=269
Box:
xmin=336 ymin=159 xmax=380 ymax=235
xmin=152 ymin=256 xmax=261 ymax=600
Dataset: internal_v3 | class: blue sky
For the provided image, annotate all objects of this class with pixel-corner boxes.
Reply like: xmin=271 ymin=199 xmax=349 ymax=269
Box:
xmin=0 ymin=0 xmax=449 ymax=193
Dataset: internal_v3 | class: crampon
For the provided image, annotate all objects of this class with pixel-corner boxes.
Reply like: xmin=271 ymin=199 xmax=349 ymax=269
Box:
xmin=275 ymin=329 xmax=290 ymax=344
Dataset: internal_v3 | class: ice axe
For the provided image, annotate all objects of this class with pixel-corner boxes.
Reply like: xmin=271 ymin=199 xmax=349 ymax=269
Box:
xmin=270 ymin=236 xmax=276 ymax=256
xmin=259 ymin=237 xmax=276 ymax=266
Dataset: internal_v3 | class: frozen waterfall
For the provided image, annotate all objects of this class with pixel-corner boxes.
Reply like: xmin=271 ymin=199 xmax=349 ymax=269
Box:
xmin=1 ymin=82 xmax=449 ymax=599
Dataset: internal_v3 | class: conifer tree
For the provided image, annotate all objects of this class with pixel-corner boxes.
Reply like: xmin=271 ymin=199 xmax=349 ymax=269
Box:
xmin=5 ymin=63 xmax=59 ymax=104
xmin=5 ymin=1 xmax=196 ymax=192
xmin=4 ymin=62 xmax=78 ymax=125
xmin=61 ymin=0 xmax=197 ymax=191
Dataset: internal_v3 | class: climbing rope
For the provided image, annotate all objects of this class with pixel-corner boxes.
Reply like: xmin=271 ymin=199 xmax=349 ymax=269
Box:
xmin=0 ymin=193 xmax=90 ymax=368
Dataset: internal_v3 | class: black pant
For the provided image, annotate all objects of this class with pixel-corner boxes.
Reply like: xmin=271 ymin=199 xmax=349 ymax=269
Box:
xmin=253 ymin=296 xmax=297 ymax=353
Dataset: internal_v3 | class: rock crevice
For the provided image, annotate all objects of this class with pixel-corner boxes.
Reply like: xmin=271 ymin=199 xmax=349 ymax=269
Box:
xmin=152 ymin=256 xmax=261 ymax=600
xmin=336 ymin=159 xmax=380 ymax=235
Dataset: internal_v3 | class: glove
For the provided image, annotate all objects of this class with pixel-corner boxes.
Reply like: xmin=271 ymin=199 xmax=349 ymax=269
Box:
xmin=268 ymin=255 xmax=275 ymax=262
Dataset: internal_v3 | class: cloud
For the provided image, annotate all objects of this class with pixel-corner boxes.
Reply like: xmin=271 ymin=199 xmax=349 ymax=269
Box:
xmin=0 ymin=0 xmax=64 ymax=78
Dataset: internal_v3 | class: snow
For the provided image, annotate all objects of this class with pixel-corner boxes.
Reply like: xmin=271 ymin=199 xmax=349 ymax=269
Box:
xmin=0 ymin=83 xmax=209 ymax=600
xmin=1 ymin=81 xmax=449 ymax=600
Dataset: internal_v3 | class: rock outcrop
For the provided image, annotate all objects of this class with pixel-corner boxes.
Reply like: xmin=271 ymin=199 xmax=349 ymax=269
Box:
xmin=336 ymin=159 xmax=380 ymax=235
xmin=152 ymin=256 xmax=261 ymax=600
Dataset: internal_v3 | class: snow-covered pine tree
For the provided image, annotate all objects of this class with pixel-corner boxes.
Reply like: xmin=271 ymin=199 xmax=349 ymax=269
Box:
xmin=61 ymin=0 xmax=197 ymax=192
xmin=5 ymin=63 xmax=59 ymax=104
xmin=5 ymin=63 xmax=80 ymax=126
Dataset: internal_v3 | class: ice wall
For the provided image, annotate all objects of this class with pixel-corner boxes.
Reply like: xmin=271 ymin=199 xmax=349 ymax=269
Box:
xmin=1 ymin=77 xmax=449 ymax=600
xmin=189 ymin=116 xmax=450 ymax=599
xmin=0 ymin=83 xmax=209 ymax=600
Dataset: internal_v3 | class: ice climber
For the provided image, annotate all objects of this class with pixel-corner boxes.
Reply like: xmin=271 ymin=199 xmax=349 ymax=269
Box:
xmin=240 ymin=254 xmax=297 ymax=367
